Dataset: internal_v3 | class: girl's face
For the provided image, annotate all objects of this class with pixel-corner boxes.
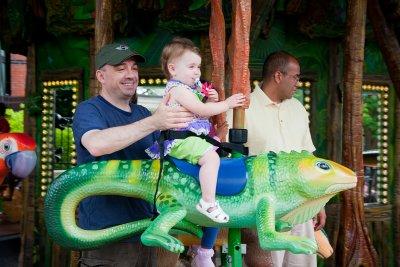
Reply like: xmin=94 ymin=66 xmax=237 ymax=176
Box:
xmin=168 ymin=50 xmax=201 ymax=86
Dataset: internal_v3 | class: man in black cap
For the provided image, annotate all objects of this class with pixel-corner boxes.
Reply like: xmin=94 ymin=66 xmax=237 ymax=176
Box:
xmin=73 ymin=42 xmax=193 ymax=266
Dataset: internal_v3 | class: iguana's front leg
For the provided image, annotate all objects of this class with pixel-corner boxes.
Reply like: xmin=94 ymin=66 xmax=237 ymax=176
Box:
xmin=141 ymin=194 xmax=187 ymax=253
xmin=256 ymin=195 xmax=317 ymax=254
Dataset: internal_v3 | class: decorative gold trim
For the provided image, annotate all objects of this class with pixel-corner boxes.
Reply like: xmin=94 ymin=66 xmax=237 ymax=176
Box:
xmin=139 ymin=78 xmax=167 ymax=86
xmin=40 ymin=80 xmax=79 ymax=196
xmin=362 ymin=84 xmax=389 ymax=204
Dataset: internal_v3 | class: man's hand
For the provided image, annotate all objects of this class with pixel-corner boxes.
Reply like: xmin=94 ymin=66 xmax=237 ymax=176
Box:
xmin=151 ymin=93 xmax=193 ymax=130
xmin=207 ymin=89 xmax=219 ymax=102
xmin=313 ymin=208 xmax=327 ymax=231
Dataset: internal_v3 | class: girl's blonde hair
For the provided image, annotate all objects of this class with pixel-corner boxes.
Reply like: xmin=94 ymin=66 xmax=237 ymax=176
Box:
xmin=161 ymin=37 xmax=201 ymax=79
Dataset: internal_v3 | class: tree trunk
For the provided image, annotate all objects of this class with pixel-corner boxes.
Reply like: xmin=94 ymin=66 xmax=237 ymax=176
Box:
xmin=209 ymin=0 xmax=228 ymax=140
xmin=324 ymin=41 xmax=342 ymax=267
xmin=227 ymin=0 xmax=251 ymax=129
xmin=367 ymin=0 xmax=400 ymax=101
xmin=395 ymin=99 xmax=400 ymax=266
xmin=18 ymin=44 xmax=36 ymax=267
xmin=335 ymin=0 xmax=378 ymax=266
xmin=93 ymin=0 xmax=114 ymax=96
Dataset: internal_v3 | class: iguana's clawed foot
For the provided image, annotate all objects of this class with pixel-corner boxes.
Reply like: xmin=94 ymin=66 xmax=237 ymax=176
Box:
xmin=141 ymin=231 xmax=184 ymax=253
xmin=260 ymin=233 xmax=317 ymax=255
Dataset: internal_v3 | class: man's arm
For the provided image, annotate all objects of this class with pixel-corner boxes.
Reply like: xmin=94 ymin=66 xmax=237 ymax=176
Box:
xmin=81 ymin=94 xmax=193 ymax=157
xmin=314 ymin=208 xmax=326 ymax=231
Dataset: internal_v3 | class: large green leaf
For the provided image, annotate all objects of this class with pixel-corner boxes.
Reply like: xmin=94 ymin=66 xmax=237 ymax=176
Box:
xmin=189 ymin=0 xmax=209 ymax=11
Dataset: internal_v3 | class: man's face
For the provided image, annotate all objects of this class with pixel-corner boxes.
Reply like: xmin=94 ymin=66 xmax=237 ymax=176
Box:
xmin=278 ymin=60 xmax=300 ymax=101
xmin=97 ymin=59 xmax=139 ymax=100
xmin=168 ymin=51 xmax=201 ymax=86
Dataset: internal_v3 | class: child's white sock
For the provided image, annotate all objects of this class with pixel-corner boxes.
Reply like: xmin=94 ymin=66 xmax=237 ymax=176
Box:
xmin=191 ymin=247 xmax=215 ymax=267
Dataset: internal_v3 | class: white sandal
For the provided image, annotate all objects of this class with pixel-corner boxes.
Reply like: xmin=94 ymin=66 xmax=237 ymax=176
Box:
xmin=196 ymin=199 xmax=229 ymax=223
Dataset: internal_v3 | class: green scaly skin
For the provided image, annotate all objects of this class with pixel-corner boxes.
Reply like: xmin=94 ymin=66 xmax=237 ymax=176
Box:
xmin=44 ymin=151 xmax=356 ymax=254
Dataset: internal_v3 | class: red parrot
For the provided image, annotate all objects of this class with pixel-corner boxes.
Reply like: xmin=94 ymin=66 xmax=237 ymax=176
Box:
xmin=0 ymin=133 xmax=37 ymax=185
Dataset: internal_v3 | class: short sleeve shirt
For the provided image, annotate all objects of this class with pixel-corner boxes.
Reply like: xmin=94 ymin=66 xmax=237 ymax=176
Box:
xmin=72 ymin=96 xmax=159 ymax=239
xmin=227 ymin=85 xmax=315 ymax=155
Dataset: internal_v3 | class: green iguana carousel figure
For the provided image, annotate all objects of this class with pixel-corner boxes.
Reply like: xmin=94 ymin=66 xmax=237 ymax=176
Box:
xmin=44 ymin=150 xmax=356 ymax=255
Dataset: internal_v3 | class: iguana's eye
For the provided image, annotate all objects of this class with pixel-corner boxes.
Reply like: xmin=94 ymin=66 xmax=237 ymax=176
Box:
xmin=316 ymin=161 xmax=331 ymax=171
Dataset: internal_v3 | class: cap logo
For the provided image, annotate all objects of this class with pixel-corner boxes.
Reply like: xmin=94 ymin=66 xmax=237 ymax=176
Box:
xmin=115 ymin=45 xmax=129 ymax=51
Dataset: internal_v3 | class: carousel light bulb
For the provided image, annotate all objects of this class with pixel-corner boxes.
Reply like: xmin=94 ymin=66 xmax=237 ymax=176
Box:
xmin=305 ymin=81 xmax=311 ymax=87
xmin=71 ymin=159 xmax=77 ymax=164
xmin=72 ymin=87 xmax=77 ymax=93
xmin=155 ymin=78 xmax=161 ymax=84
xmin=60 ymin=81 xmax=65 ymax=86
xmin=41 ymin=178 xmax=47 ymax=183
xmin=148 ymin=78 xmax=154 ymax=85
xmin=56 ymin=81 xmax=60 ymax=85
xmin=41 ymin=192 xmax=46 ymax=197
xmin=298 ymin=82 xmax=304 ymax=87
xmin=41 ymin=171 xmax=47 ymax=176
xmin=304 ymin=96 xmax=310 ymax=103
xmin=163 ymin=79 xmax=167 ymax=84
xmin=43 ymin=82 xmax=48 ymax=87
xmin=41 ymin=185 xmax=47 ymax=190
xmin=382 ymin=198 xmax=388 ymax=204
xmin=72 ymin=102 xmax=77 ymax=107
xmin=140 ymin=78 xmax=146 ymax=84
xmin=72 ymin=95 xmax=77 ymax=100
xmin=73 ymin=80 xmax=78 ymax=85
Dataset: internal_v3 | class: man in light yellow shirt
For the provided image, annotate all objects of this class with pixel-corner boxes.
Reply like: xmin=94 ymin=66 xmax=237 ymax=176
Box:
xmin=228 ymin=51 xmax=326 ymax=267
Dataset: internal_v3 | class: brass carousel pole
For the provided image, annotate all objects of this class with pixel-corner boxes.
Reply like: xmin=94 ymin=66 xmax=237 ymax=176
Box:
xmin=227 ymin=0 xmax=252 ymax=266
xmin=335 ymin=0 xmax=378 ymax=266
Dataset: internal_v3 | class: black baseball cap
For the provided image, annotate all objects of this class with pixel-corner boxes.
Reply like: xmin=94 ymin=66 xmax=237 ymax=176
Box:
xmin=95 ymin=43 xmax=146 ymax=70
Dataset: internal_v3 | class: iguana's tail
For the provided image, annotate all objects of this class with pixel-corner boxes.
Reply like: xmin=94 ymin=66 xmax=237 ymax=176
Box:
xmin=44 ymin=161 xmax=202 ymax=250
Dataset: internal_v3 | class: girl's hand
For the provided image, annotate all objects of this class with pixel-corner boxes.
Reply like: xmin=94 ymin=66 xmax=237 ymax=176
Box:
xmin=207 ymin=89 xmax=219 ymax=102
xmin=225 ymin=93 xmax=246 ymax=108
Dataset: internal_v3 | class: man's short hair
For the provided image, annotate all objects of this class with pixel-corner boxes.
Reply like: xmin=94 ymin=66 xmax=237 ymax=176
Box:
xmin=262 ymin=51 xmax=298 ymax=82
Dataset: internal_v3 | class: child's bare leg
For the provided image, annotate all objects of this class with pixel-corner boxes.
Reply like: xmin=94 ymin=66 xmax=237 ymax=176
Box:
xmin=198 ymin=150 xmax=219 ymax=203
xmin=196 ymin=150 xmax=229 ymax=223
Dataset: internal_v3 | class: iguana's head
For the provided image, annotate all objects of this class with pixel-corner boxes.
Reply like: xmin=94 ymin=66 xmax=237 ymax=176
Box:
xmin=296 ymin=152 xmax=357 ymax=197
xmin=274 ymin=151 xmax=356 ymax=225
xmin=0 ymin=133 xmax=37 ymax=185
